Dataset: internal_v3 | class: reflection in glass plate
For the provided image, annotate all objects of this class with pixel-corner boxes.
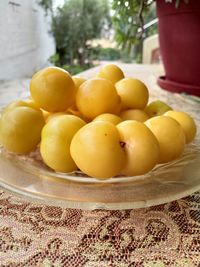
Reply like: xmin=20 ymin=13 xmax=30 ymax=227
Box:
xmin=0 ymin=138 xmax=200 ymax=210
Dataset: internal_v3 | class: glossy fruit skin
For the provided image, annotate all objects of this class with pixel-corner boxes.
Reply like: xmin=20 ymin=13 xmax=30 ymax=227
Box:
xmin=115 ymin=78 xmax=149 ymax=110
xmin=145 ymin=116 xmax=186 ymax=163
xmin=70 ymin=121 xmax=126 ymax=179
xmin=93 ymin=113 xmax=122 ymax=125
xmin=72 ymin=76 xmax=86 ymax=89
xmin=0 ymin=106 xmax=45 ymax=154
xmin=164 ymin=110 xmax=197 ymax=143
xmin=46 ymin=111 xmax=71 ymax=123
xmin=30 ymin=67 xmax=76 ymax=112
xmin=144 ymin=100 xmax=172 ymax=117
xmin=41 ymin=110 xmax=50 ymax=121
xmin=119 ymin=109 xmax=149 ymax=122
xmin=67 ymin=108 xmax=89 ymax=122
xmin=117 ymin=121 xmax=159 ymax=176
xmin=3 ymin=100 xmax=40 ymax=114
xmin=40 ymin=115 xmax=86 ymax=172
xmin=70 ymin=76 xmax=86 ymax=111
xmin=97 ymin=64 xmax=124 ymax=84
xmin=76 ymin=78 xmax=121 ymax=120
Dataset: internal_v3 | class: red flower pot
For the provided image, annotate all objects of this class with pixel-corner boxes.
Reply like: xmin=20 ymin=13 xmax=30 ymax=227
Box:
xmin=156 ymin=0 xmax=200 ymax=97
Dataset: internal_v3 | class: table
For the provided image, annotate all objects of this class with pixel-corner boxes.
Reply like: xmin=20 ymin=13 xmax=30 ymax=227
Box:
xmin=0 ymin=64 xmax=199 ymax=267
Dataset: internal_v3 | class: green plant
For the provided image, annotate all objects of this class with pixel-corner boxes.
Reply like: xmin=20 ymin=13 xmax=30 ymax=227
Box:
xmin=49 ymin=53 xmax=93 ymax=75
xmin=38 ymin=0 xmax=53 ymax=15
xmin=112 ymin=0 xmax=189 ymax=56
xmin=89 ymin=46 xmax=121 ymax=61
xmin=39 ymin=0 xmax=111 ymax=67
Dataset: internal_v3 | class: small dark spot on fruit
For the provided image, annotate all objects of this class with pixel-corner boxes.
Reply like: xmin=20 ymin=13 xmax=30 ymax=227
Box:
xmin=120 ymin=141 xmax=126 ymax=148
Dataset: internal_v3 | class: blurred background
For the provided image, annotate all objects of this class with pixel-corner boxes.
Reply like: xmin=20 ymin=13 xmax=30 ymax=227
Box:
xmin=0 ymin=0 xmax=158 ymax=80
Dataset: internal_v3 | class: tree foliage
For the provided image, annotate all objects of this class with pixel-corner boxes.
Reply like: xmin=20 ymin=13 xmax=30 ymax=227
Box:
xmin=111 ymin=0 xmax=156 ymax=54
xmin=38 ymin=0 xmax=53 ymax=15
xmin=40 ymin=0 xmax=111 ymax=67
xmin=111 ymin=0 xmax=189 ymax=56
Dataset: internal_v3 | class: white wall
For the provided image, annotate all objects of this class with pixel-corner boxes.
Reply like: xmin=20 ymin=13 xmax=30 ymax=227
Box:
xmin=0 ymin=0 xmax=55 ymax=80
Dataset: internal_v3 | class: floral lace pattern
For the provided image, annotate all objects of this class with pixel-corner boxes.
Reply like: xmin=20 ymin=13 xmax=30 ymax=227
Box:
xmin=0 ymin=190 xmax=199 ymax=266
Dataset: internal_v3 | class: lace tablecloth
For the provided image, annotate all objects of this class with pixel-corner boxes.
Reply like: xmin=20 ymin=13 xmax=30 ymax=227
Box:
xmin=0 ymin=64 xmax=199 ymax=267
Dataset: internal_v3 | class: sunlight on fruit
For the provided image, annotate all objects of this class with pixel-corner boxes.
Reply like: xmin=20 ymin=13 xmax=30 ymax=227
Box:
xmin=144 ymin=100 xmax=172 ymax=117
xmin=70 ymin=121 xmax=126 ymax=179
xmin=164 ymin=110 xmax=197 ymax=144
xmin=3 ymin=100 xmax=40 ymax=114
xmin=0 ymin=64 xmax=197 ymax=179
xmin=120 ymin=109 xmax=149 ymax=122
xmin=30 ymin=67 xmax=76 ymax=112
xmin=115 ymin=78 xmax=149 ymax=110
xmin=145 ymin=116 xmax=186 ymax=163
xmin=40 ymin=115 xmax=86 ymax=172
xmin=97 ymin=64 xmax=124 ymax=84
xmin=72 ymin=76 xmax=86 ymax=89
xmin=0 ymin=106 xmax=45 ymax=154
xmin=76 ymin=78 xmax=121 ymax=120
xmin=93 ymin=113 xmax=122 ymax=125
xmin=117 ymin=120 xmax=159 ymax=176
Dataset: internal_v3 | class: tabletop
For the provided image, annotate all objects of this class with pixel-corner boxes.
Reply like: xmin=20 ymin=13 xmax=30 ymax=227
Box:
xmin=0 ymin=63 xmax=200 ymax=267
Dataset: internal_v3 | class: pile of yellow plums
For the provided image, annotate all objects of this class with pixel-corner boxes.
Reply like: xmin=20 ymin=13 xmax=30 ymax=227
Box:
xmin=0 ymin=65 xmax=197 ymax=179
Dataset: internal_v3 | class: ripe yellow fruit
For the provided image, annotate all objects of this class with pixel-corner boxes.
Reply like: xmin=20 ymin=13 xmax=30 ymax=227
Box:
xmin=2 ymin=100 xmax=40 ymax=114
xmin=144 ymin=100 xmax=172 ymax=117
xmin=145 ymin=116 xmax=186 ymax=163
xmin=120 ymin=109 xmax=149 ymax=122
xmin=72 ymin=76 xmax=86 ymax=89
xmin=70 ymin=121 xmax=126 ymax=179
xmin=164 ymin=110 xmax=197 ymax=144
xmin=41 ymin=110 xmax=51 ymax=121
xmin=117 ymin=121 xmax=159 ymax=176
xmin=0 ymin=106 xmax=45 ymax=154
xmin=40 ymin=115 xmax=86 ymax=172
xmin=30 ymin=67 xmax=76 ymax=112
xmin=70 ymin=76 xmax=86 ymax=111
xmin=115 ymin=78 xmax=149 ymax=110
xmin=46 ymin=111 xmax=71 ymax=123
xmin=97 ymin=64 xmax=124 ymax=84
xmin=67 ymin=108 xmax=89 ymax=122
xmin=93 ymin=113 xmax=122 ymax=125
xmin=76 ymin=78 xmax=121 ymax=120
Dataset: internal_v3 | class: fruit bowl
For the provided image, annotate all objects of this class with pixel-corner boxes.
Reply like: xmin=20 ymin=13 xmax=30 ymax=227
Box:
xmin=0 ymin=137 xmax=200 ymax=210
xmin=0 ymin=64 xmax=199 ymax=210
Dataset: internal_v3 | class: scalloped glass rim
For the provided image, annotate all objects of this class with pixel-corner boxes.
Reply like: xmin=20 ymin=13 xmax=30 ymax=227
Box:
xmin=0 ymin=140 xmax=199 ymax=183
xmin=0 ymin=139 xmax=200 ymax=210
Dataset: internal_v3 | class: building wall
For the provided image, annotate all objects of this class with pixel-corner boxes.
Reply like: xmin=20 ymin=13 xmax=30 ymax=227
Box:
xmin=0 ymin=0 xmax=55 ymax=80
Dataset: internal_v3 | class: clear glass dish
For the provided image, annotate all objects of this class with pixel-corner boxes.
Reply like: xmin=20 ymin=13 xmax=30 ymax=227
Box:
xmin=0 ymin=136 xmax=200 ymax=210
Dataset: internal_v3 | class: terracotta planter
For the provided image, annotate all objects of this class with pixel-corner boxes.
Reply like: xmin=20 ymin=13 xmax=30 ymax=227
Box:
xmin=156 ymin=0 xmax=200 ymax=97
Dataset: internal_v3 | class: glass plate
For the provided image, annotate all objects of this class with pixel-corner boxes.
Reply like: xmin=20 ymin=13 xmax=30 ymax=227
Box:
xmin=0 ymin=137 xmax=200 ymax=210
